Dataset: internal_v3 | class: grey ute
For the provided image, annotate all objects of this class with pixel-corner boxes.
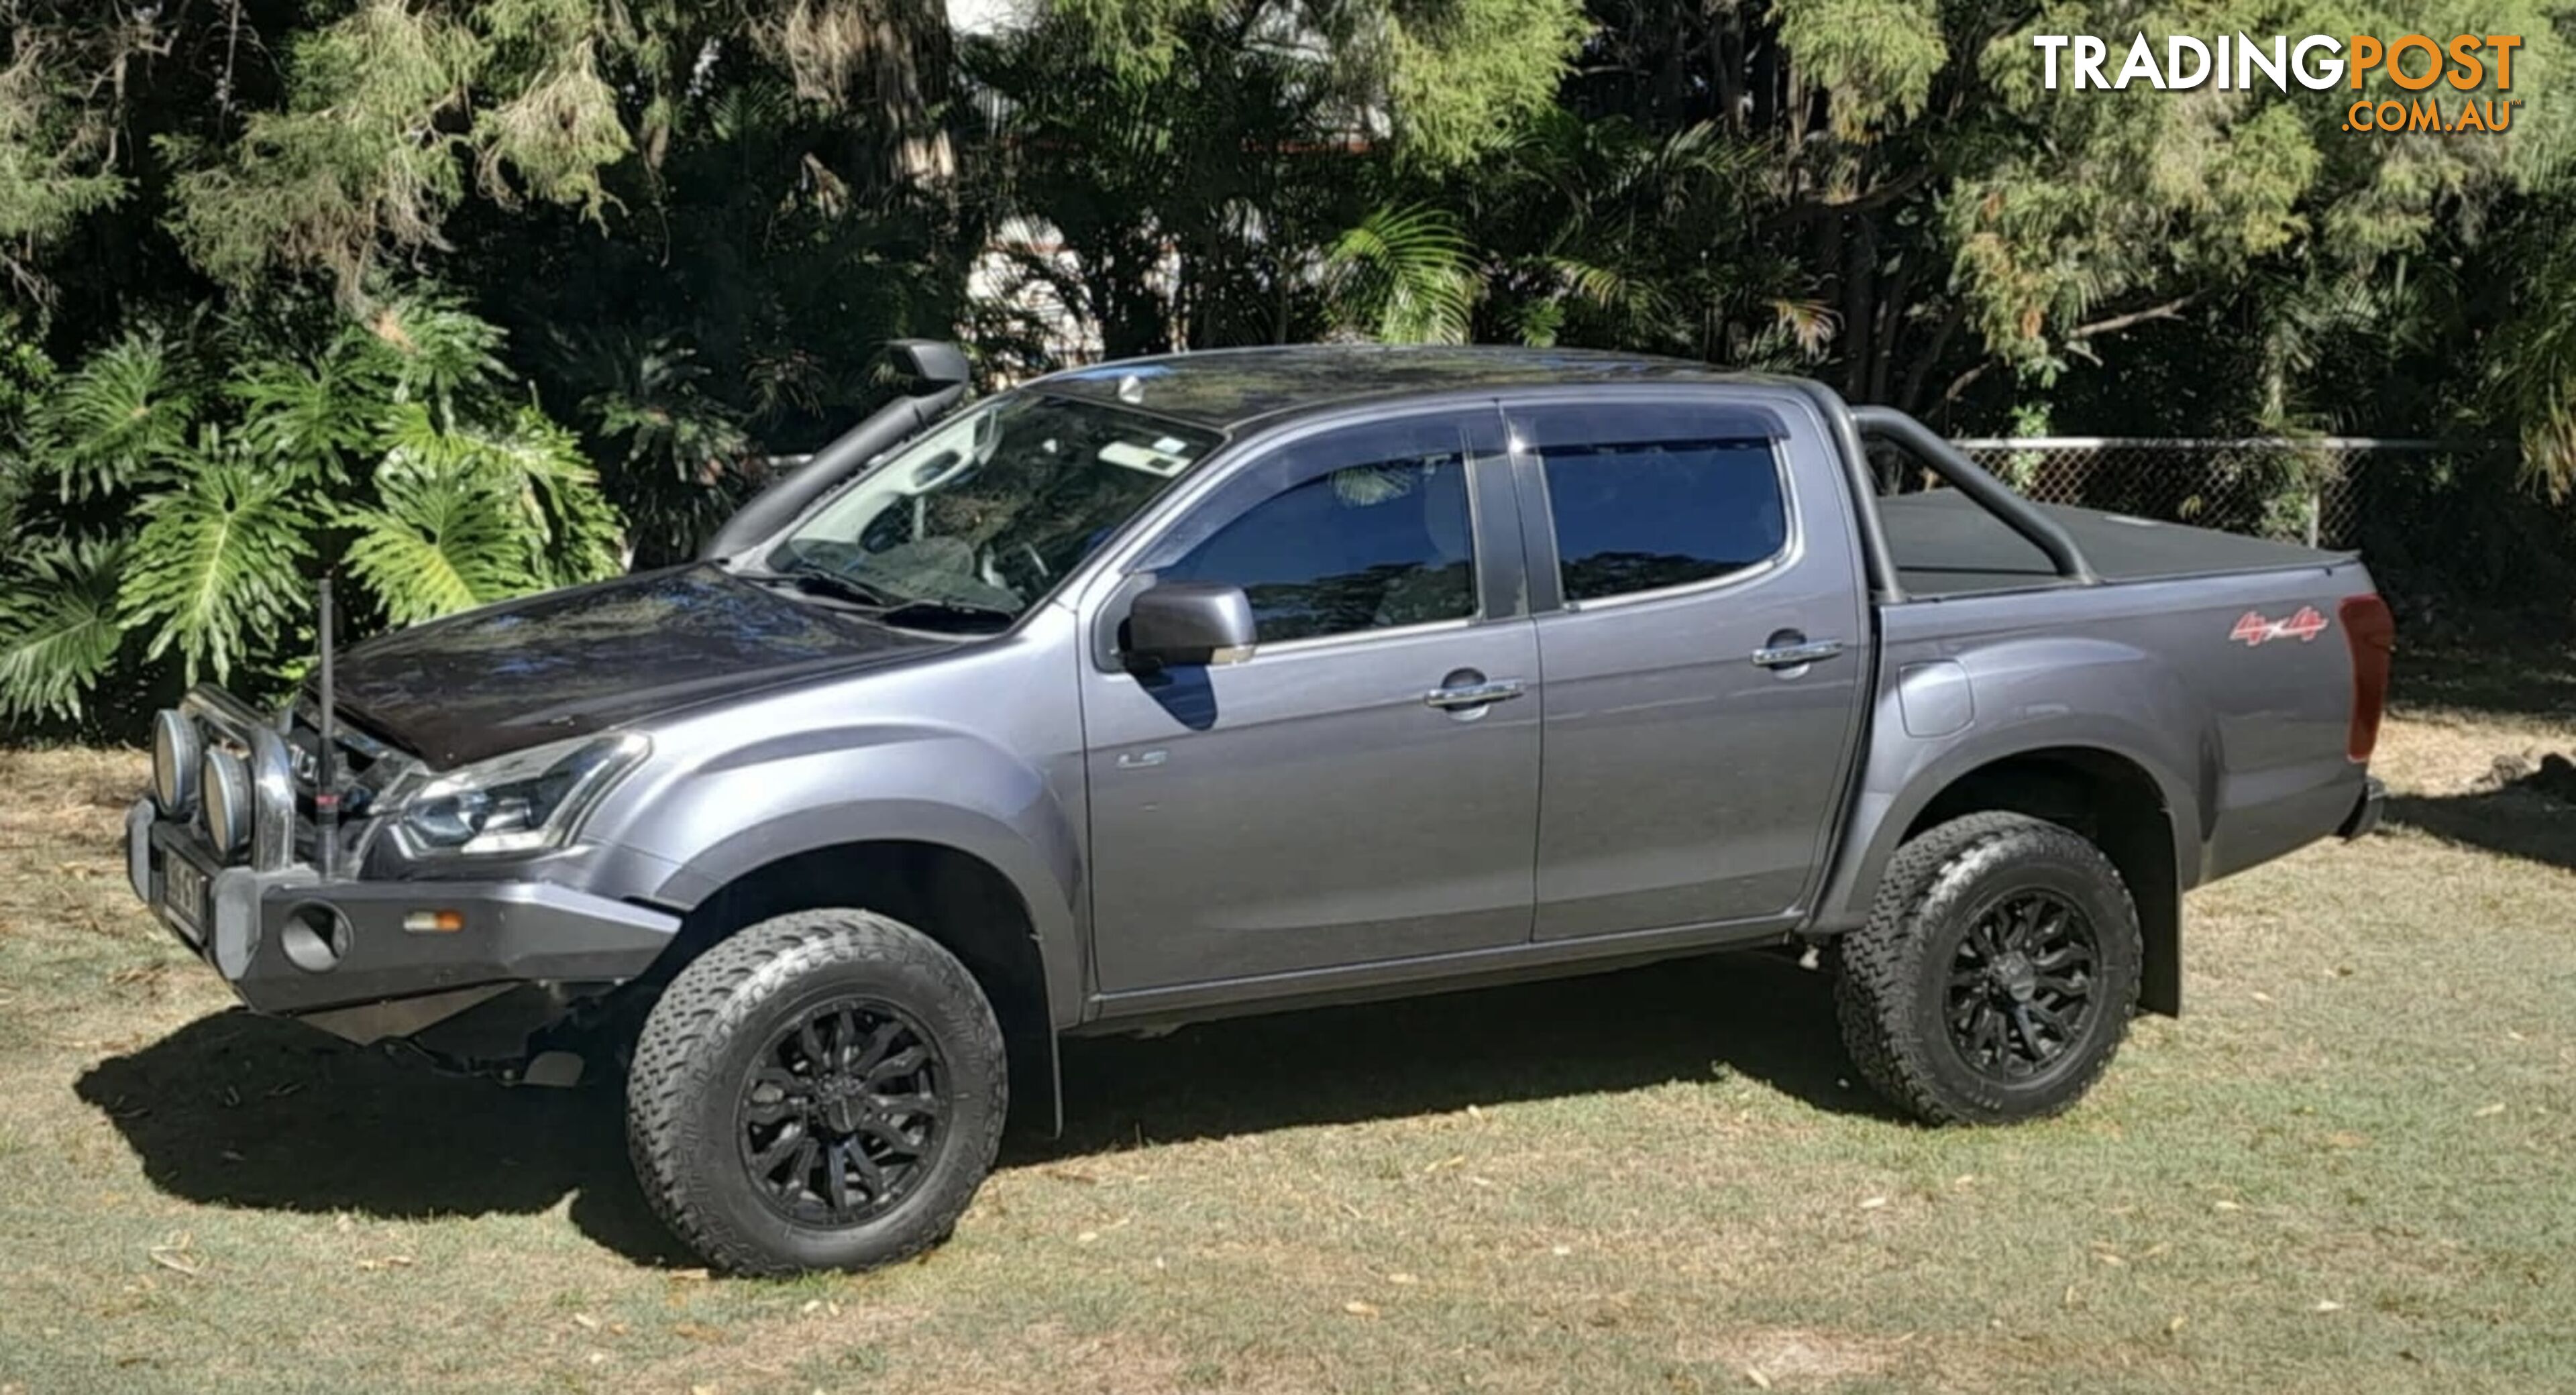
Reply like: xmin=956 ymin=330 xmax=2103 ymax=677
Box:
xmin=120 ymin=342 xmax=2394 ymax=1274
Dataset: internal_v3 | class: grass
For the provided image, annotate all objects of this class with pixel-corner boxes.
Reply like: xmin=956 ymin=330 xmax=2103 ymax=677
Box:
xmin=1 ymin=661 xmax=2571 ymax=1394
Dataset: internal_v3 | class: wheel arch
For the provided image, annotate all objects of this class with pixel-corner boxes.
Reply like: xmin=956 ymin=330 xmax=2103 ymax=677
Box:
xmin=651 ymin=834 xmax=1067 ymax=1135
xmin=1825 ymin=737 xmax=2190 ymax=1015
xmin=1909 ymin=746 xmax=2182 ymax=1015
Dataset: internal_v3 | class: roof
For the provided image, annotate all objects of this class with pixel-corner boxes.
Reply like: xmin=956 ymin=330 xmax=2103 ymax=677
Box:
xmin=1025 ymin=344 xmax=1768 ymax=429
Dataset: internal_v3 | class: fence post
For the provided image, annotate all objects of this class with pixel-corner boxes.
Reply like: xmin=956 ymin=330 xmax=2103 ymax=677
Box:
xmin=2306 ymin=488 xmax=2320 ymax=549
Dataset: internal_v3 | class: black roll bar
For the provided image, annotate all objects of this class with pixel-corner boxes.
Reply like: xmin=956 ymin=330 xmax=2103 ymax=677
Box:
xmin=1850 ymin=404 xmax=2100 ymax=586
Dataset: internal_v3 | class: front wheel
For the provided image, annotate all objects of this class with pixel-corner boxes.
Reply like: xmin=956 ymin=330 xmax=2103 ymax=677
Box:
xmin=1832 ymin=813 xmax=2143 ymax=1125
xmin=625 ymin=909 xmax=1008 ymax=1275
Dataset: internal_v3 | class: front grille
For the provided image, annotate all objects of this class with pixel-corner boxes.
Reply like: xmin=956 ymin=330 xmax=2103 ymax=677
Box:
xmin=286 ymin=699 xmax=400 ymax=812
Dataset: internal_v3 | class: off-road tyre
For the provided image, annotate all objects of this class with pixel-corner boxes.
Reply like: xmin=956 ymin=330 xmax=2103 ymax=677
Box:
xmin=1831 ymin=812 xmax=2143 ymax=1125
xmin=626 ymin=909 xmax=1008 ymax=1275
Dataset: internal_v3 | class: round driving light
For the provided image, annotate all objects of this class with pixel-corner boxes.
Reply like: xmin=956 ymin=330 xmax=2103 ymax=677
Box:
xmin=200 ymin=748 xmax=251 ymax=859
xmin=152 ymin=710 xmax=199 ymax=816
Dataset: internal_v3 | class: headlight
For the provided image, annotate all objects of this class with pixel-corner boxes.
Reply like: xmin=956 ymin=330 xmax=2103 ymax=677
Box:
xmin=395 ymin=733 xmax=649 ymax=857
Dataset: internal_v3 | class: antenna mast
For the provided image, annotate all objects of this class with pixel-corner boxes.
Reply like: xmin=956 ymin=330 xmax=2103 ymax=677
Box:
xmin=315 ymin=572 xmax=340 ymax=881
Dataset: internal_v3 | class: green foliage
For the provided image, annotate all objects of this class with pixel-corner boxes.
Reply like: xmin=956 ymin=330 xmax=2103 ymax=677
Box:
xmin=1377 ymin=0 xmax=1593 ymax=166
xmin=0 ymin=295 xmax=623 ymax=725
xmin=552 ymin=332 xmax=755 ymax=566
xmin=1045 ymin=0 xmax=1587 ymax=166
xmin=165 ymin=3 xmax=482 ymax=294
xmin=2487 ymin=188 xmax=2576 ymax=499
xmin=342 ymin=460 xmax=544 ymax=626
xmin=1324 ymin=205 xmax=1477 ymax=343
xmin=3 ymin=0 xmax=2576 ymax=737
xmin=28 ymin=332 xmax=193 ymax=502
xmin=162 ymin=0 xmax=649 ymax=298
xmin=0 ymin=537 xmax=125 ymax=721
xmin=1772 ymin=0 xmax=1945 ymax=140
xmin=0 ymin=21 xmax=127 ymax=296
xmin=1963 ymin=2 xmax=2571 ymax=375
xmin=119 ymin=433 xmax=315 ymax=685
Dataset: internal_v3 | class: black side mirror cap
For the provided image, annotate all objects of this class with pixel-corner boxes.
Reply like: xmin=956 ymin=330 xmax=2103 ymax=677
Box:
xmin=888 ymin=339 xmax=971 ymax=388
xmin=1124 ymin=582 xmax=1257 ymax=670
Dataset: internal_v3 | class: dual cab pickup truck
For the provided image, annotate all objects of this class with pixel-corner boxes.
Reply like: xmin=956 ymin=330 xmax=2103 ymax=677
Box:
xmin=122 ymin=343 xmax=2392 ymax=1274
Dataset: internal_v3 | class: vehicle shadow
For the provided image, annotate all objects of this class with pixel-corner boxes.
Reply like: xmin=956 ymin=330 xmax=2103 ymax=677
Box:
xmin=73 ymin=1010 xmax=698 ymax=1266
xmin=1026 ymin=948 xmax=1892 ymax=1163
xmin=74 ymin=949 xmax=1880 ymax=1266
xmin=2385 ymin=789 xmax=2576 ymax=876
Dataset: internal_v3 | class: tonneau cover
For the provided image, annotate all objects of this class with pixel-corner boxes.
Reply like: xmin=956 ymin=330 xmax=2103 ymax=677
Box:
xmin=1878 ymin=489 xmax=2347 ymax=598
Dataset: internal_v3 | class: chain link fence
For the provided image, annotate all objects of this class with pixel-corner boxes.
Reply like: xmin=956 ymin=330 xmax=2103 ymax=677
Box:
xmin=1921 ymin=436 xmax=2575 ymax=618
xmin=1931 ymin=437 xmax=2471 ymax=551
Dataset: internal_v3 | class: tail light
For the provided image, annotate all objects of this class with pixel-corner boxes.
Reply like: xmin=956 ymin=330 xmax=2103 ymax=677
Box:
xmin=2339 ymin=592 xmax=2395 ymax=763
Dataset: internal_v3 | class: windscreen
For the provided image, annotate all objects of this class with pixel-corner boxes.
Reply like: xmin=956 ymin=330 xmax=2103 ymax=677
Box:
xmin=771 ymin=394 xmax=1222 ymax=619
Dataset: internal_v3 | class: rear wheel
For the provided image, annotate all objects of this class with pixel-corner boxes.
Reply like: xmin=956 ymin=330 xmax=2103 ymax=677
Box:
xmin=626 ymin=909 xmax=1007 ymax=1275
xmin=1832 ymin=813 xmax=2142 ymax=1125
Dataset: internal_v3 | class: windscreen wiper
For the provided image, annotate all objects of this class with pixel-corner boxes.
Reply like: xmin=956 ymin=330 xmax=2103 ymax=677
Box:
xmin=736 ymin=565 xmax=902 ymax=610
xmin=739 ymin=566 xmax=1013 ymax=630
xmin=874 ymin=597 xmax=1018 ymax=632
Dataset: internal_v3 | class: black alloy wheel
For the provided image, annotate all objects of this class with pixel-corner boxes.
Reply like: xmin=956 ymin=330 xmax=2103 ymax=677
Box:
xmin=1832 ymin=812 xmax=2143 ymax=1125
xmin=627 ymin=909 xmax=1008 ymax=1276
xmin=1943 ymin=889 xmax=2100 ymax=1083
xmin=737 ymin=999 xmax=949 ymax=1225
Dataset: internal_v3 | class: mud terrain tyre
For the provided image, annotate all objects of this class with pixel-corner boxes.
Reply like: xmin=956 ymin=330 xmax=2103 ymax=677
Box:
xmin=627 ymin=909 xmax=1008 ymax=1275
xmin=1832 ymin=813 xmax=2143 ymax=1125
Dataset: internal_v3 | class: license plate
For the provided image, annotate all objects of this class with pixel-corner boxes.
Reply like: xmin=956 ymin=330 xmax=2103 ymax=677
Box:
xmin=162 ymin=855 xmax=209 ymax=944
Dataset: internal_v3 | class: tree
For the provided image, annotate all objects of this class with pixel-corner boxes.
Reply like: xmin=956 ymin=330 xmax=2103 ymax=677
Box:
xmin=1454 ymin=0 xmax=2575 ymax=431
xmin=961 ymin=0 xmax=1589 ymax=358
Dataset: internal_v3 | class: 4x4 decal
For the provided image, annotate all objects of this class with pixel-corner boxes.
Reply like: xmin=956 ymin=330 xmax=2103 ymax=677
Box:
xmin=2230 ymin=606 xmax=2330 ymax=646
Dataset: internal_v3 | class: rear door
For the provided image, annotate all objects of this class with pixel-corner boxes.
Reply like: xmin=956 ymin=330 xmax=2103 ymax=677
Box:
xmin=1503 ymin=392 xmax=1870 ymax=940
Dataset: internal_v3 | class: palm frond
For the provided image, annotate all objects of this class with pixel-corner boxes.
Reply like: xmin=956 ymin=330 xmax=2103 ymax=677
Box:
xmin=34 ymin=333 xmax=193 ymax=502
xmin=1325 ymin=204 xmax=1478 ymax=345
xmin=340 ymin=469 xmax=538 ymax=626
xmin=117 ymin=432 xmax=313 ymax=683
xmin=228 ymin=337 xmax=388 ymax=484
xmin=364 ymin=292 xmax=511 ymax=427
xmin=0 ymin=536 xmax=131 ymax=721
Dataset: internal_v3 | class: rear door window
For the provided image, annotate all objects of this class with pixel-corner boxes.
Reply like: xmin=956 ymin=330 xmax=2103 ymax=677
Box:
xmin=1515 ymin=404 xmax=1788 ymax=604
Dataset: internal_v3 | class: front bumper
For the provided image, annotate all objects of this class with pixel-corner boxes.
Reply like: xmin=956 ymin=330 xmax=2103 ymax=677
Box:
xmin=2338 ymin=775 xmax=2387 ymax=840
xmin=126 ymin=798 xmax=682 ymax=1045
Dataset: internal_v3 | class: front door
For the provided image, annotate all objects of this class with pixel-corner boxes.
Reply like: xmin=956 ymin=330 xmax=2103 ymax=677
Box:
xmin=1082 ymin=407 xmax=1540 ymax=993
xmin=1503 ymin=394 xmax=1870 ymax=940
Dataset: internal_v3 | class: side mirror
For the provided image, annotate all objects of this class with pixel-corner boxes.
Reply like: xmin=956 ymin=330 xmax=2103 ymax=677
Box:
xmin=1124 ymin=582 xmax=1256 ymax=670
xmin=887 ymin=339 xmax=971 ymax=389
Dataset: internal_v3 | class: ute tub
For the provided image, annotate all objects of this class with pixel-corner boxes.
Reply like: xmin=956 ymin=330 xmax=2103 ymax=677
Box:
xmin=127 ymin=798 xmax=681 ymax=1042
xmin=1879 ymin=490 xmax=2345 ymax=599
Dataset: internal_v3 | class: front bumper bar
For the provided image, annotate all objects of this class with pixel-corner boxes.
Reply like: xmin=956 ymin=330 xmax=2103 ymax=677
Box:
xmin=127 ymin=799 xmax=681 ymax=1042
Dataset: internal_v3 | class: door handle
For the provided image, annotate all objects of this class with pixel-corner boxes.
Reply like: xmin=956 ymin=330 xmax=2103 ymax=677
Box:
xmin=1423 ymin=678 xmax=1526 ymax=710
xmin=1750 ymin=637 xmax=1845 ymax=669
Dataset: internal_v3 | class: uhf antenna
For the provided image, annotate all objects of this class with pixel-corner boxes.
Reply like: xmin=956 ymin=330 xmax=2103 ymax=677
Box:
xmin=315 ymin=571 xmax=339 ymax=882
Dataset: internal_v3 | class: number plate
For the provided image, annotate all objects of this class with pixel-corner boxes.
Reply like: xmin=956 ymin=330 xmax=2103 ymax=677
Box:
xmin=162 ymin=855 xmax=209 ymax=945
